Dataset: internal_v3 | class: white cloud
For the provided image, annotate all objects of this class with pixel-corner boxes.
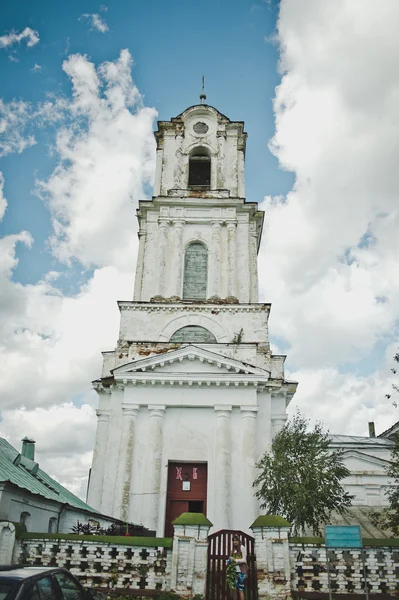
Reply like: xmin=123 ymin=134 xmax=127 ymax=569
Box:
xmin=0 ymin=99 xmax=36 ymax=156
xmin=259 ymin=0 xmax=399 ymax=372
xmin=79 ymin=13 xmax=109 ymax=33
xmin=31 ymin=63 xmax=42 ymax=72
xmin=37 ymin=49 xmax=157 ymax=269
xmin=0 ymin=27 xmax=39 ymax=49
xmin=0 ymin=51 xmax=157 ymax=496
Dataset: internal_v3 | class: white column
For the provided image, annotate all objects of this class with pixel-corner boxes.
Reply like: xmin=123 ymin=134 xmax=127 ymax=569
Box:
xmin=240 ymin=407 xmax=258 ymax=526
xmin=171 ymin=221 xmax=184 ymax=297
xmin=153 ymin=148 xmax=163 ymax=196
xmin=216 ymin=132 xmax=226 ymax=189
xmin=133 ymin=229 xmax=146 ymax=301
xmin=158 ymin=221 xmax=169 ymax=297
xmin=87 ymin=408 xmax=110 ymax=510
xmin=249 ymin=223 xmax=259 ymax=302
xmin=145 ymin=406 xmax=165 ymax=531
xmin=141 ymin=220 xmax=158 ymax=301
xmin=210 ymin=221 xmax=222 ymax=297
xmin=237 ymin=149 xmax=245 ymax=198
xmin=236 ymin=221 xmax=250 ymax=303
xmin=213 ymin=406 xmax=232 ymax=529
xmin=113 ymin=404 xmax=139 ymax=522
xmin=100 ymin=386 xmax=123 ymax=515
xmin=227 ymin=222 xmax=237 ymax=297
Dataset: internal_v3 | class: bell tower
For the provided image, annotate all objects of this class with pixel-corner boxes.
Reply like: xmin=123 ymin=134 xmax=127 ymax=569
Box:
xmin=133 ymin=103 xmax=262 ymax=306
xmin=87 ymin=101 xmax=297 ymax=535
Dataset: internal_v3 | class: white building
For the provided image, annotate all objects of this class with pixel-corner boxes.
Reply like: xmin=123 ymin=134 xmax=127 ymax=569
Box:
xmin=87 ymin=101 xmax=394 ymax=537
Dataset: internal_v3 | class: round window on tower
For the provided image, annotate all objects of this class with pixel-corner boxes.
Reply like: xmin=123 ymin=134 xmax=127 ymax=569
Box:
xmin=193 ymin=121 xmax=209 ymax=134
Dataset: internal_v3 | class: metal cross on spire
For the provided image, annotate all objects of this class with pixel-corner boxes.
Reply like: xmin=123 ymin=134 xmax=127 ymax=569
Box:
xmin=200 ymin=76 xmax=207 ymax=104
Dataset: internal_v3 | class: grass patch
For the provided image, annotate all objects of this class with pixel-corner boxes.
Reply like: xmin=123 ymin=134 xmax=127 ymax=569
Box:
xmin=172 ymin=513 xmax=212 ymax=527
xmin=251 ymin=515 xmax=291 ymax=528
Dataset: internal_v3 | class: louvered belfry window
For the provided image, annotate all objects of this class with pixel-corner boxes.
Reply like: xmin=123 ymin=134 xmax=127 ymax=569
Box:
xmin=183 ymin=242 xmax=208 ymax=300
xmin=188 ymin=147 xmax=211 ymax=188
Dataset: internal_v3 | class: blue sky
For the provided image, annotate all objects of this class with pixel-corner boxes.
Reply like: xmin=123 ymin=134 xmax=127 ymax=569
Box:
xmin=1 ymin=0 xmax=398 ymax=496
xmin=1 ymin=0 xmax=292 ymax=288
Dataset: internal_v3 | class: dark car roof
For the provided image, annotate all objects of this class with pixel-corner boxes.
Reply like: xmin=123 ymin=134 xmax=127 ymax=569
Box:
xmin=0 ymin=566 xmax=63 ymax=580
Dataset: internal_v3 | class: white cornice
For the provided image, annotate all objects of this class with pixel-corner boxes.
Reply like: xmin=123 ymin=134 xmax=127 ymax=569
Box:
xmin=117 ymin=301 xmax=270 ymax=314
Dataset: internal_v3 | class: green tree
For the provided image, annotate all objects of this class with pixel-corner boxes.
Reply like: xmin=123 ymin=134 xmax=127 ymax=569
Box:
xmin=385 ymin=349 xmax=399 ymax=407
xmin=253 ymin=412 xmax=354 ymax=535
xmin=370 ymin=433 xmax=399 ymax=536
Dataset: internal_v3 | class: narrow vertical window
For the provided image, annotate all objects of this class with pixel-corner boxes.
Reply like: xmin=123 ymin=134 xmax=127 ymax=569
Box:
xmin=188 ymin=147 xmax=211 ymax=188
xmin=183 ymin=242 xmax=208 ymax=299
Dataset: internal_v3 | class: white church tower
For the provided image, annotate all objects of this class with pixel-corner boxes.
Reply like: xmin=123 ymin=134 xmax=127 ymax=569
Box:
xmin=87 ymin=97 xmax=297 ymax=536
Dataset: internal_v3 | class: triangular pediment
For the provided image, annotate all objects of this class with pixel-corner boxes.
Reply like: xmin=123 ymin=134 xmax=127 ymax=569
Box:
xmin=341 ymin=449 xmax=391 ymax=471
xmin=112 ymin=345 xmax=270 ymax=381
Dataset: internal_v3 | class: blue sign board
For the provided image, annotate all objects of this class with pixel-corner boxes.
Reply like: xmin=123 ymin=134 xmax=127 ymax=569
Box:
xmin=325 ymin=525 xmax=362 ymax=548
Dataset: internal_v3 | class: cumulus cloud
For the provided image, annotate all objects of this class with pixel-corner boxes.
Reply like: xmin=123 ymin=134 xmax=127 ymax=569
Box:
xmin=0 ymin=99 xmax=36 ymax=156
xmin=79 ymin=13 xmax=109 ymax=33
xmin=0 ymin=27 xmax=39 ymax=49
xmin=37 ymin=49 xmax=157 ymax=269
xmin=258 ymin=0 xmax=399 ymax=431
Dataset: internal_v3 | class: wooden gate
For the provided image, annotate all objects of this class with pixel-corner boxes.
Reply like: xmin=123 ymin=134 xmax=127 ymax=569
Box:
xmin=206 ymin=529 xmax=258 ymax=600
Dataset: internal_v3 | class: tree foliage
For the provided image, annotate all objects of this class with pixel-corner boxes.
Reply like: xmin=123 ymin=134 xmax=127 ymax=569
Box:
xmin=370 ymin=434 xmax=399 ymax=536
xmin=253 ymin=412 xmax=354 ymax=535
xmin=386 ymin=349 xmax=399 ymax=406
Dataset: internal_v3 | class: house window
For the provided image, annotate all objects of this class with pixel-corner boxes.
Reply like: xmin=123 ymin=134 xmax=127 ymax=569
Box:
xmin=48 ymin=517 xmax=57 ymax=533
xmin=170 ymin=326 xmax=216 ymax=344
xmin=20 ymin=511 xmax=31 ymax=530
xmin=183 ymin=242 xmax=208 ymax=300
xmin=188 ymin=147 xmax=211 ymax=188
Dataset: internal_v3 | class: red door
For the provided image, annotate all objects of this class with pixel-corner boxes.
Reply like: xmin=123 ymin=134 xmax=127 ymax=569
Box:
xmin=164 ymin=462 xmax=207 ymax=537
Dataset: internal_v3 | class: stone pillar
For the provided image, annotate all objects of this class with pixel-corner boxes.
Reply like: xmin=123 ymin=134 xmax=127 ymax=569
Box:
xmin=251 ymin=516 xmax=292 ymax=600
xmin=158 ymin=221 xmax=169 ymax=297
xmin=153 ymin=148 xmax=163 ymax=196
xmin=240 ymin=407 xmax=258 ymax=526
xmin=0 ymin=522 xmax=16 ymax=565
xmin=171 ymin=221 xmax=184 ymax=297
xmin=171 ymin=514 xmax=212 ymax=597
xmin=238 ymin=149 xmax=245 ymax=197
xmin=113 ymin=404 xmax=139 ymax=522
xmin=133 ymin=229 xmax=146 ymax=301
xmin=141 ymin=220 xmax=158 ymax=301
xmin=145 ymin=406 xmax=166 ymax=531
xmin=236 ymin=221 xmax=250 ymax=303
xmin=249 ymin=223 xmax=259 ymax=302
xmin=213 ymin=406 xmax=232 ymax=529
xmin=227 ymin=222 xmax=237 ymax=297
xmin=216 ymin=132 xmax=226 ymax=189
xmin=87 ymin=408 xmax=110 ymax=510
xmin=100 ymin=386 xmax=123 ymax=515
xmin=210 ymin=221 xmax=222 ymax=297
xmin=272 ymin=414 xmax=287 ymax=438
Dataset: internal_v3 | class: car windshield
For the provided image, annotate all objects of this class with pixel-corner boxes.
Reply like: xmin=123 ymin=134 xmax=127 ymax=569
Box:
xmin=0 ymin=580 xmax=16 ymax=600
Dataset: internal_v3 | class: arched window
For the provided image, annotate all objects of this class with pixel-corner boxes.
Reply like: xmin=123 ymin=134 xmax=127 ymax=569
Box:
xmin=20 ymin=511 xmax=31 ymax=531
xmin=188 ymin=147 xmax=211 ymax=188
xmin=170 ymin=326 xmax=216 ymax=343
xmin=48 ymin=517 xmax=57 ymax=533
xmin=183 ymin=242 xmax=208 ymax=300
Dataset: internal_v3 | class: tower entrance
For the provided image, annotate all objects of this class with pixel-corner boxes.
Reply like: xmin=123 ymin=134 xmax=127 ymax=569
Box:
xmin=164 ymin=461 xmax=207 ymax=537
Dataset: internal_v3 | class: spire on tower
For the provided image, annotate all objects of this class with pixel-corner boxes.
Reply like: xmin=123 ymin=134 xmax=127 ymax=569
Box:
xmin=200 ymin=76 xmax=206 ymax=104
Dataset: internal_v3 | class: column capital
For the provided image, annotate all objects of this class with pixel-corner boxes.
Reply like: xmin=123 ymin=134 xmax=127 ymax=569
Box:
xmin=211 ymin=220 xmax=222 ymax=229
xmin=121 ymin=403 xmax=140 ymax=418
xmin=96 ymin=409 xmax=111 ymax=422
xmin=173 ymin=220 xmax=184 ymax=230
xmin=226 ymin=221 xmax=237 ymax=230
xmin=240 ymin=406 xmax=258 ymax=419
xmin=149 ymin=405 xmax=166 ymax=418
xmin=158 ymin=220 xmax=169 ymax=230
xmin=214 ymin=405 xmax=232 ymax=418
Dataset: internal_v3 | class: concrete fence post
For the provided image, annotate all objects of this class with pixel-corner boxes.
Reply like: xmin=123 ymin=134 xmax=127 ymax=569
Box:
xmin=0 ymin=522 xmax=16 ymax=565
xmin=171 ymin=512 xmax=212 ymax=597
xmin=251 ymin=515 xmax=292 ymax=600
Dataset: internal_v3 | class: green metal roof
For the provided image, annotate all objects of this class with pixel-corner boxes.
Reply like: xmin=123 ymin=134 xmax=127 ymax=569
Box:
xmin=0 ymin=437 xmax=100 ymax=515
